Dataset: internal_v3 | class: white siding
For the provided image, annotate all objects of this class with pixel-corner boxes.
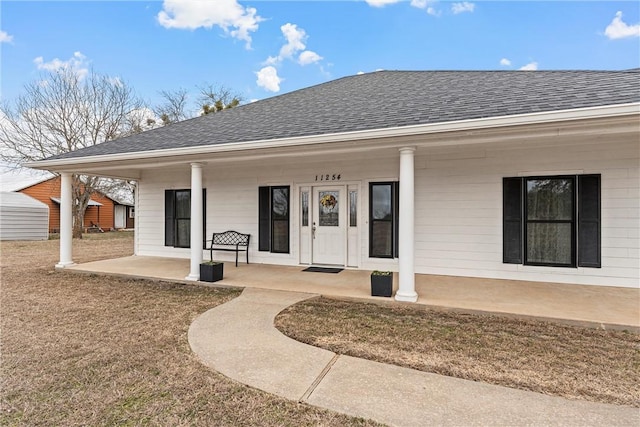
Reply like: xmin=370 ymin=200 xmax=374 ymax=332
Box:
xmin=414 ymin=137 xmax=639 ymax=288
xmin=0 ymin=192 xmax=49 ymax=241
xmin=137 ymin=153 xmax=398 ymax=266
xmin=136 ymin=136 xmax=639 ymax=288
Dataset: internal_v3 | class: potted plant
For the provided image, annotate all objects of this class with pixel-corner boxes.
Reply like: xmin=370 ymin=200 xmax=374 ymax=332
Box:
xmin=370 ymin=270 xmax=393 ymax=297
xmin=200 ymin=261 xmax=224 ymax=283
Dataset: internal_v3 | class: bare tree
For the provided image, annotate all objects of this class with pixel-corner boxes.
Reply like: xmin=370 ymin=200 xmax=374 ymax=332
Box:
xmin=151 ymin=84 xmax=243 ymax=124
xmin=153 ymin=88 xmax=189 ymax=125
xmin=198 ymin=84 xmax=242 ymax=115
xmin=0 ymin=67 xmax=145 ymax=238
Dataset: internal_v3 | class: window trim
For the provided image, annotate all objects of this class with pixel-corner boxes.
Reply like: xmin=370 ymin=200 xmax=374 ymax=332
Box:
xmin=503 ymin=174 xmax=601 ymax=269
xmin=164 ymin=188 xmax=206 ymax=249
xmin=258 ymin=185 xmax=291 ymax=254
xmin=523 ymin=176 xmax=576 ymax=268
xmin=271 ymin=186 xmax=290 ymax=254
xmin=369 ymin=181 xmax=399 ymax=259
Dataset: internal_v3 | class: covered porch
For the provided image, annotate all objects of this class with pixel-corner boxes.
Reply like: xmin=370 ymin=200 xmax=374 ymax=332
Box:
xmin=66 ymin=256 xmax=639 ymax=331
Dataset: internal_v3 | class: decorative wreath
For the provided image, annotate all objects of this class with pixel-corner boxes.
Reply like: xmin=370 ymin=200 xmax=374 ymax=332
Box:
xmin=320 ymin=194 xmax=337 ymax=210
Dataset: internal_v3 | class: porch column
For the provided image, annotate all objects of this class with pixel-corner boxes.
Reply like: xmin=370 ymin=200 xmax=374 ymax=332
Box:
xmin=395 ymin=147 xmax=418 ymax=302
xmin=55 ymin=172 xmax=74 ymax=268
xmin=185 ymin=163 xmax=204 ymax=281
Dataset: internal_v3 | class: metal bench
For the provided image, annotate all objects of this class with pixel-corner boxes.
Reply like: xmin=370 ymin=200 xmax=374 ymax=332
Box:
xmin=205 ymin=230 xmax=250 ymax=267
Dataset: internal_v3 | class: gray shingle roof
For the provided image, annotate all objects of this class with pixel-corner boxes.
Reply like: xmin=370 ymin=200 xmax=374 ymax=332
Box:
xmin=49 ymin=70 xmax=640 ymax=160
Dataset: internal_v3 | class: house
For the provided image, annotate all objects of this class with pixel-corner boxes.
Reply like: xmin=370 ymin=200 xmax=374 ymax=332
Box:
xmin=27 ymin=70 xmax=640 ymax=300
xmin=0 ymin=192 xmax=49 ymax=241
xmin=14 ymin=176 xmax=134 ymax=232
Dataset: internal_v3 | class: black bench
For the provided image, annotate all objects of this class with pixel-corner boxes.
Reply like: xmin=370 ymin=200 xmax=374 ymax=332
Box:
xmin=205 ymin=231 xmax=250 ymax=267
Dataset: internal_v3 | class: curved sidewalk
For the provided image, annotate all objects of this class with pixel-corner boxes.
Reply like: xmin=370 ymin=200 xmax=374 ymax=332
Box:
xmin=188 ymin=287 xmax=639 ymax=427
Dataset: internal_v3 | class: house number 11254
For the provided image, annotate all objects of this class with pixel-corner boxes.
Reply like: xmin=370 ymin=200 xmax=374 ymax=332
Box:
xmin=315 ymin=174 xmax=341 ymax=181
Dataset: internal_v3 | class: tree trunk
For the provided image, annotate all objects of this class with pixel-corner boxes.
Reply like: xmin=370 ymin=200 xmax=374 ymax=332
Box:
xmin=72 ymin=207 xmax=84 ymax=239
xmin=72 ymin=175 xmax=92 ymax=239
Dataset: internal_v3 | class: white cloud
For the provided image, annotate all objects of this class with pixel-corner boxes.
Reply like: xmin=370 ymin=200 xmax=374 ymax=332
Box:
xmin=33 ymin=51 xmax=89 ymax=79
xmin=357 ymin=71 xmax=365 ymax=75
xmin=451 ymin=2 xmax=475 ymax=14
xmin=426 ymin=7 xmax=440 ymax=16
xmin=257 ymin=22 xmax=323 ymax=91
xmin=0 ymin=30 xmax=14 ymax=43
xmin=366 ymin=0 xmax=401 ymax=7
xmin=256 ymin=66 xmax=282 ymax=92
xmin=604 ymin=11 xmax=640 ymax=40
xmin=157 ymin=0 xmax=262 ymax=48
xmin=500 ymin=58 xmax=511 ymax=66
xmin=265 ymin=23 xmax=313 ymax=65
xmin=410 ymin=0 xmax=439 ymax=16
xmin=279 ymin=23 xmax=306 ymax=60
xmin=263 ymin=24 xmax=323 ymax=64
xmin=519 ymin=62 xmax=538 ymax=71
xmin=298 ymin=50 xmax=323 ymax=66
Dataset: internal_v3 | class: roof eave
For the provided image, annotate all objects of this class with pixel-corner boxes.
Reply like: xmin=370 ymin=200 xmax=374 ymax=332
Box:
xmin=25 ymin=102 xmax=640 ymax=170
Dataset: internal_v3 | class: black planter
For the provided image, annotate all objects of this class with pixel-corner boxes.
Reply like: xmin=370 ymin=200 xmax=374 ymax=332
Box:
xmin=200 ymin=262 xmax=224 ymax=282
xmin=371 ymin=273 xmax=393 ymax=297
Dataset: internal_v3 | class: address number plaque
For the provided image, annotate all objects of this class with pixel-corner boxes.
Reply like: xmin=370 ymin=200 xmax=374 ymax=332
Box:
xmin=315 ymin=174 xmax=342 ymax=182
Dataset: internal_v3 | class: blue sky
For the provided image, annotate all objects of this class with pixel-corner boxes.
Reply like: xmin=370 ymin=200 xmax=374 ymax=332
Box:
xmin=1 ymin=1 xmax=639 ymax=109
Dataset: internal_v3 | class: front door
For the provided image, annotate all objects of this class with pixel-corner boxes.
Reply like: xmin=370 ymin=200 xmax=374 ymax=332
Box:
xmin=114 ymin=205 xmax=126 ymax=229
xmin=312 ymin=187 xmax=346 ymax=265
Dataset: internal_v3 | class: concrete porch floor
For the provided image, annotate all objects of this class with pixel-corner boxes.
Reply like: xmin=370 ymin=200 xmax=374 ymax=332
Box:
xmin=67 ymin=256 xmax=640 ymax=330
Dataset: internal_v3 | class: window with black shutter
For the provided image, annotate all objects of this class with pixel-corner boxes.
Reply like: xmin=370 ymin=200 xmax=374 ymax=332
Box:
xmin=369 ymin=182 xmax=399 ymax=258
xmin=503 ymin=175 xmax=600 ymax=268
xmin=258 ymin=186 xmax=290 ymax=253
xmin=164 ymin=189 xmax=206 ymax=248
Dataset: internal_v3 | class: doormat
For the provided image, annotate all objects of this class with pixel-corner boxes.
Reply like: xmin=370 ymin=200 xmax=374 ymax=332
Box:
xmin=302 ymin=267 xmax=344 ymax=273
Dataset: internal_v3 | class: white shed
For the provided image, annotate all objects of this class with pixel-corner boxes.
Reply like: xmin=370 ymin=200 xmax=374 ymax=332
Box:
xmin=0 ymin=192 xmax=49 ymax=241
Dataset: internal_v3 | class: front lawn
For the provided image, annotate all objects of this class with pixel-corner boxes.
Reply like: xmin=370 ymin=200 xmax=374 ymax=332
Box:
xmin=276 ymin=297 xmax=640 ymax=407
xmin=0 ymin=234 xmax=378 ymax=426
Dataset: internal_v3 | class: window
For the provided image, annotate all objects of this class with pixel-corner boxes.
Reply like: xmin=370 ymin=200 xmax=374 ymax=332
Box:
xmin=369 ymin=182 xmax=399 ymax=258
xmin=258 ymin=186 xmax=290 ymax=253
xmin=301 ymin=191 xmax=309 ymax=227
xmin=503 ymin=175 xmax=600 ymax=268
xmin=319 ymin=191 xmax=339 ymax=226
xmin=349 ymin=190 xmax=357 ymax=227
xmin=164 ymin=189 xmax=206 ymax=248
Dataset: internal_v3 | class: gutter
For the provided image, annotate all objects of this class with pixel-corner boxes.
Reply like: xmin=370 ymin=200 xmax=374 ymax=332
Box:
xmin=25 ymin=103 xmax=640 ymax=169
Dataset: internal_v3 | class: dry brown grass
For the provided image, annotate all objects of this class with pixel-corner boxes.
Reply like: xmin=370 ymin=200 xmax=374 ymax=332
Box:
xmin=275 ymin=297 xmax=640 ymax=408
xmin=0 ymin=233 xmax=379 ymax=426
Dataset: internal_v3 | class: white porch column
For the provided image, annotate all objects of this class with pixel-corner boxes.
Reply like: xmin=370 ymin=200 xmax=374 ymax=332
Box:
xmin=186 ymin=163 xmax=204 ymax=281
xmin=395 ymin=147 xmax=418 ymax=302
xmin=55 ymin=172 xmax=74 ymax=268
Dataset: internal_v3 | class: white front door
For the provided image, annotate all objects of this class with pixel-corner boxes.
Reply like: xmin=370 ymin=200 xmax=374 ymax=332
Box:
xmin=114 ymin=205 xmax=126 ymax=229
xmin=312 ymin=186 xmax=346 ymax=266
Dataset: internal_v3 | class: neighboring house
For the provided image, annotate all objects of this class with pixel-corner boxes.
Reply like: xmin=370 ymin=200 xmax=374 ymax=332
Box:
xmin=28 ymin=70 xmax=640 ymax=299
xmin=0 ymin=192 xmax=49 ymax=241
xmin=15 ymin=176 xmax=134 ymax=232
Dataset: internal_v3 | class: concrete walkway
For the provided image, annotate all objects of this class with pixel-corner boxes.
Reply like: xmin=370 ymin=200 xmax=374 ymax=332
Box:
xmin=189 ymin=287 xmax=639 ymax=427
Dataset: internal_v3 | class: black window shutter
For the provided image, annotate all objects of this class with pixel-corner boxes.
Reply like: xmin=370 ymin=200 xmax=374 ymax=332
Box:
xmin=503 ymin=178 xmax=523 ymax=264
xmin=258 ymin=186 xmax=271 ymax=251
xmin=202 ymin=188 xmax=207 ymax=249
xmin=164 ymin=190 xmax=175 ymax=247
xmin=393 ymin=181 xmax=400 ymax=258
xmin=578 ymin=175 xmax=601 ymax=268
